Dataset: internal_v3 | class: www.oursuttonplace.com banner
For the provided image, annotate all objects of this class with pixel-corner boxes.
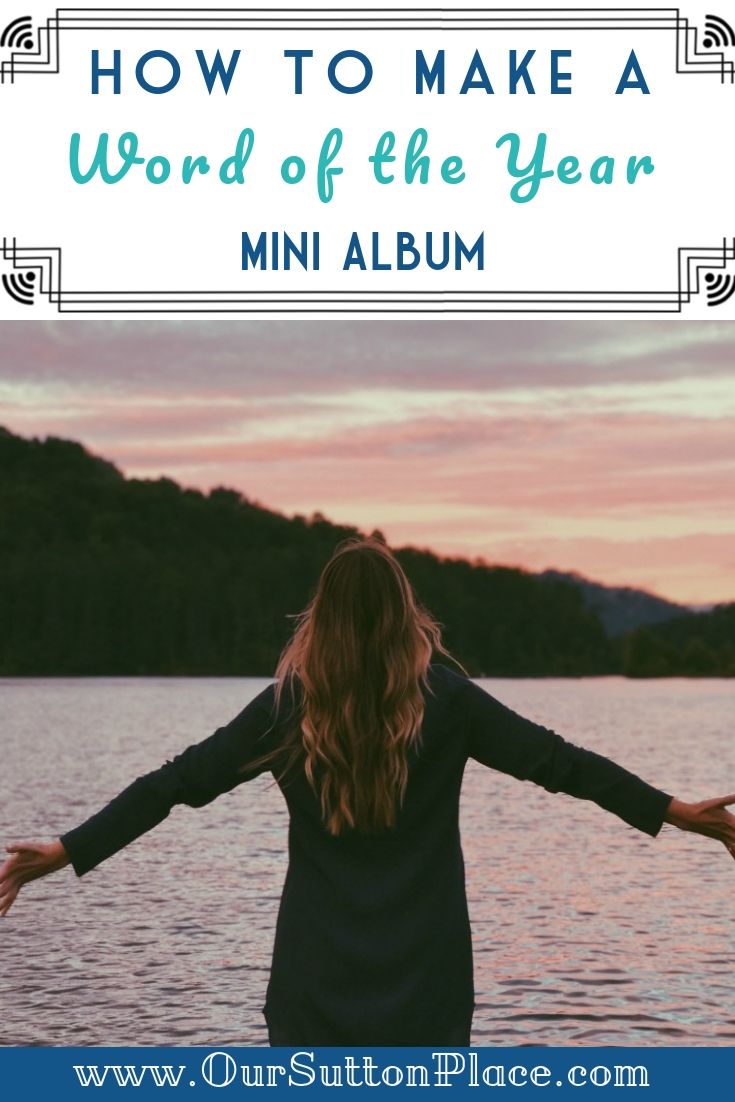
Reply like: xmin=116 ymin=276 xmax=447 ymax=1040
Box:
xmin=5 ymin=1046 xmax=735 ymax=1097
xmin=0 ymin=0 xmax=734 ymax=317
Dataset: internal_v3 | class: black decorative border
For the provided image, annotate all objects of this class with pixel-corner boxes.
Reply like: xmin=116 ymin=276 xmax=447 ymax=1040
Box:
xmin=2 ymin=8 xmax=733 ymax=315
xmin=2 ymin=236 xmax=734 ymax=314
xmin=1 ymin=7 xmax=734 ymax=83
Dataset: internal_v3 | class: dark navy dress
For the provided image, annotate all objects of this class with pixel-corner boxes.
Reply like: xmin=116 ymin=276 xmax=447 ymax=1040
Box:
xmin=60 ymin=664 xmax=672 ymax=1045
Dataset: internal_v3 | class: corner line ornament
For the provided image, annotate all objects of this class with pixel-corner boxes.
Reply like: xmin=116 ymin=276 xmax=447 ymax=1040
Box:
xmin=1 ymin=269 xmax=37 ymax=307
xmin=0 ymin=14 xmax=35 ymax=83
xmin=0 ymin=15 xmax=34 ymax=51
xmin=1 ymin=238 xmax=59 ymax=310
xmin=701 ymin=13 xmax=735 ymax=50
xmin=703 ymin=270 xmax=735 ymax=307
xmin=0 ymin=12 xmax=57 ymax=84
xmin=679 ymin=238 xmax=735 ymax=310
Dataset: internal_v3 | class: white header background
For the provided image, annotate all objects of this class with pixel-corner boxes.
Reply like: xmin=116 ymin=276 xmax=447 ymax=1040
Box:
xmin=0 ymin=0 xmax=733 ymax=318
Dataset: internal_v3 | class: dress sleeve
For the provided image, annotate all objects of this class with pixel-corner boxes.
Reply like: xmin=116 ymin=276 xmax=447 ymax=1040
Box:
xmin=460 ymin=679 xmax=673 ymax=838
xmin=59 ymin=683 xmax=278 ymax=877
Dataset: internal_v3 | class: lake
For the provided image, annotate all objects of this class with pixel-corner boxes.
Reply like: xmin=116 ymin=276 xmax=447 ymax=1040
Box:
xmin=2 ymin=677 xmax=733 ymax=1047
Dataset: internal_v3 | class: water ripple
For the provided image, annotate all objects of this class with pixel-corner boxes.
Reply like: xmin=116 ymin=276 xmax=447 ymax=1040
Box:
xmin=3 ymin=676 xmax=734 ymax=1046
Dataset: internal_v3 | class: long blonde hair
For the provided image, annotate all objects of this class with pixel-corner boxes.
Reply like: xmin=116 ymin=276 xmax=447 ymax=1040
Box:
xmin=273 ymin=537 xmax=448 ymax=835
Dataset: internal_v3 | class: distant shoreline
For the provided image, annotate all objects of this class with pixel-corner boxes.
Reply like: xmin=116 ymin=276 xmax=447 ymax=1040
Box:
xmin=0 ymin=672 xmax=731 ymax=681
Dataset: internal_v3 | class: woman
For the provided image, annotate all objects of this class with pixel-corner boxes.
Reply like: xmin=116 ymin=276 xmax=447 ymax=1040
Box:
xmin=2 ymin=537 xmax=734 ymax=1046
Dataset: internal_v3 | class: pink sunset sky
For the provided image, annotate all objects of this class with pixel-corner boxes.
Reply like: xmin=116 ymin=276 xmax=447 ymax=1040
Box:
xmin=1 ymin=320 xmax=734 ymax=605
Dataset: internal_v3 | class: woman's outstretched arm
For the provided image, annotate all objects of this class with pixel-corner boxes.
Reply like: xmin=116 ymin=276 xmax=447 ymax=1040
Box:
xmin=460 ymin=677 xmax=735 ymax=856
xmin=1 ymin=683 xmax=278 ymax=916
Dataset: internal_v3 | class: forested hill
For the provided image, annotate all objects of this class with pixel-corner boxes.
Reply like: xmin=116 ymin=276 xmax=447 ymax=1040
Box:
xmin=540 ymin=569 xmax=689 ymax=637
xmin=0 ymin=426 xmax=613 ymax=676
xmin=621 ymin=607 xmax=735 ymax=677
xmin=0 ymin=427 xmax=731 ymax=677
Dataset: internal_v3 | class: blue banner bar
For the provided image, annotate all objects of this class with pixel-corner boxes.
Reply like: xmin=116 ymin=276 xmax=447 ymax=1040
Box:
xmin=1 ymin=1047 xmax=733 ymax=1098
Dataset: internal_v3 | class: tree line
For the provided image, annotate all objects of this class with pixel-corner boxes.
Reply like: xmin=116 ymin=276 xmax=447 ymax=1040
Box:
xmin=0 ymin=427 xmax=731 ymax=677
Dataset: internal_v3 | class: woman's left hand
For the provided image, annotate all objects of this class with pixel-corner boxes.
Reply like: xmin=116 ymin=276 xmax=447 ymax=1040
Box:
xmin=0 ymin=839 xmax=70 ymax=917
xmin=665 ymin=795 xmax=735 ymax=859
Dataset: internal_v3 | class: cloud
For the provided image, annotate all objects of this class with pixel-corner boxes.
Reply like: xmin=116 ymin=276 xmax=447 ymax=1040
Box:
xmin=2 ymin=319 xmax=735 ymax=396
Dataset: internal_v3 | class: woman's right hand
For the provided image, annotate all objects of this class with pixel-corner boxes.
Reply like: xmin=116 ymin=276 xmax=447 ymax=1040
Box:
xmin=665 ymin=795 xmax=735 ymax=859
xmin=0 ymin=839 xmax=70 ymax=917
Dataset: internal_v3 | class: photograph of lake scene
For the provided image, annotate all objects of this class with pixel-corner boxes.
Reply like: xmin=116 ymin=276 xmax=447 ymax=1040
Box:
xmin=2 ymin=321 xmax=734 ymax=1048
